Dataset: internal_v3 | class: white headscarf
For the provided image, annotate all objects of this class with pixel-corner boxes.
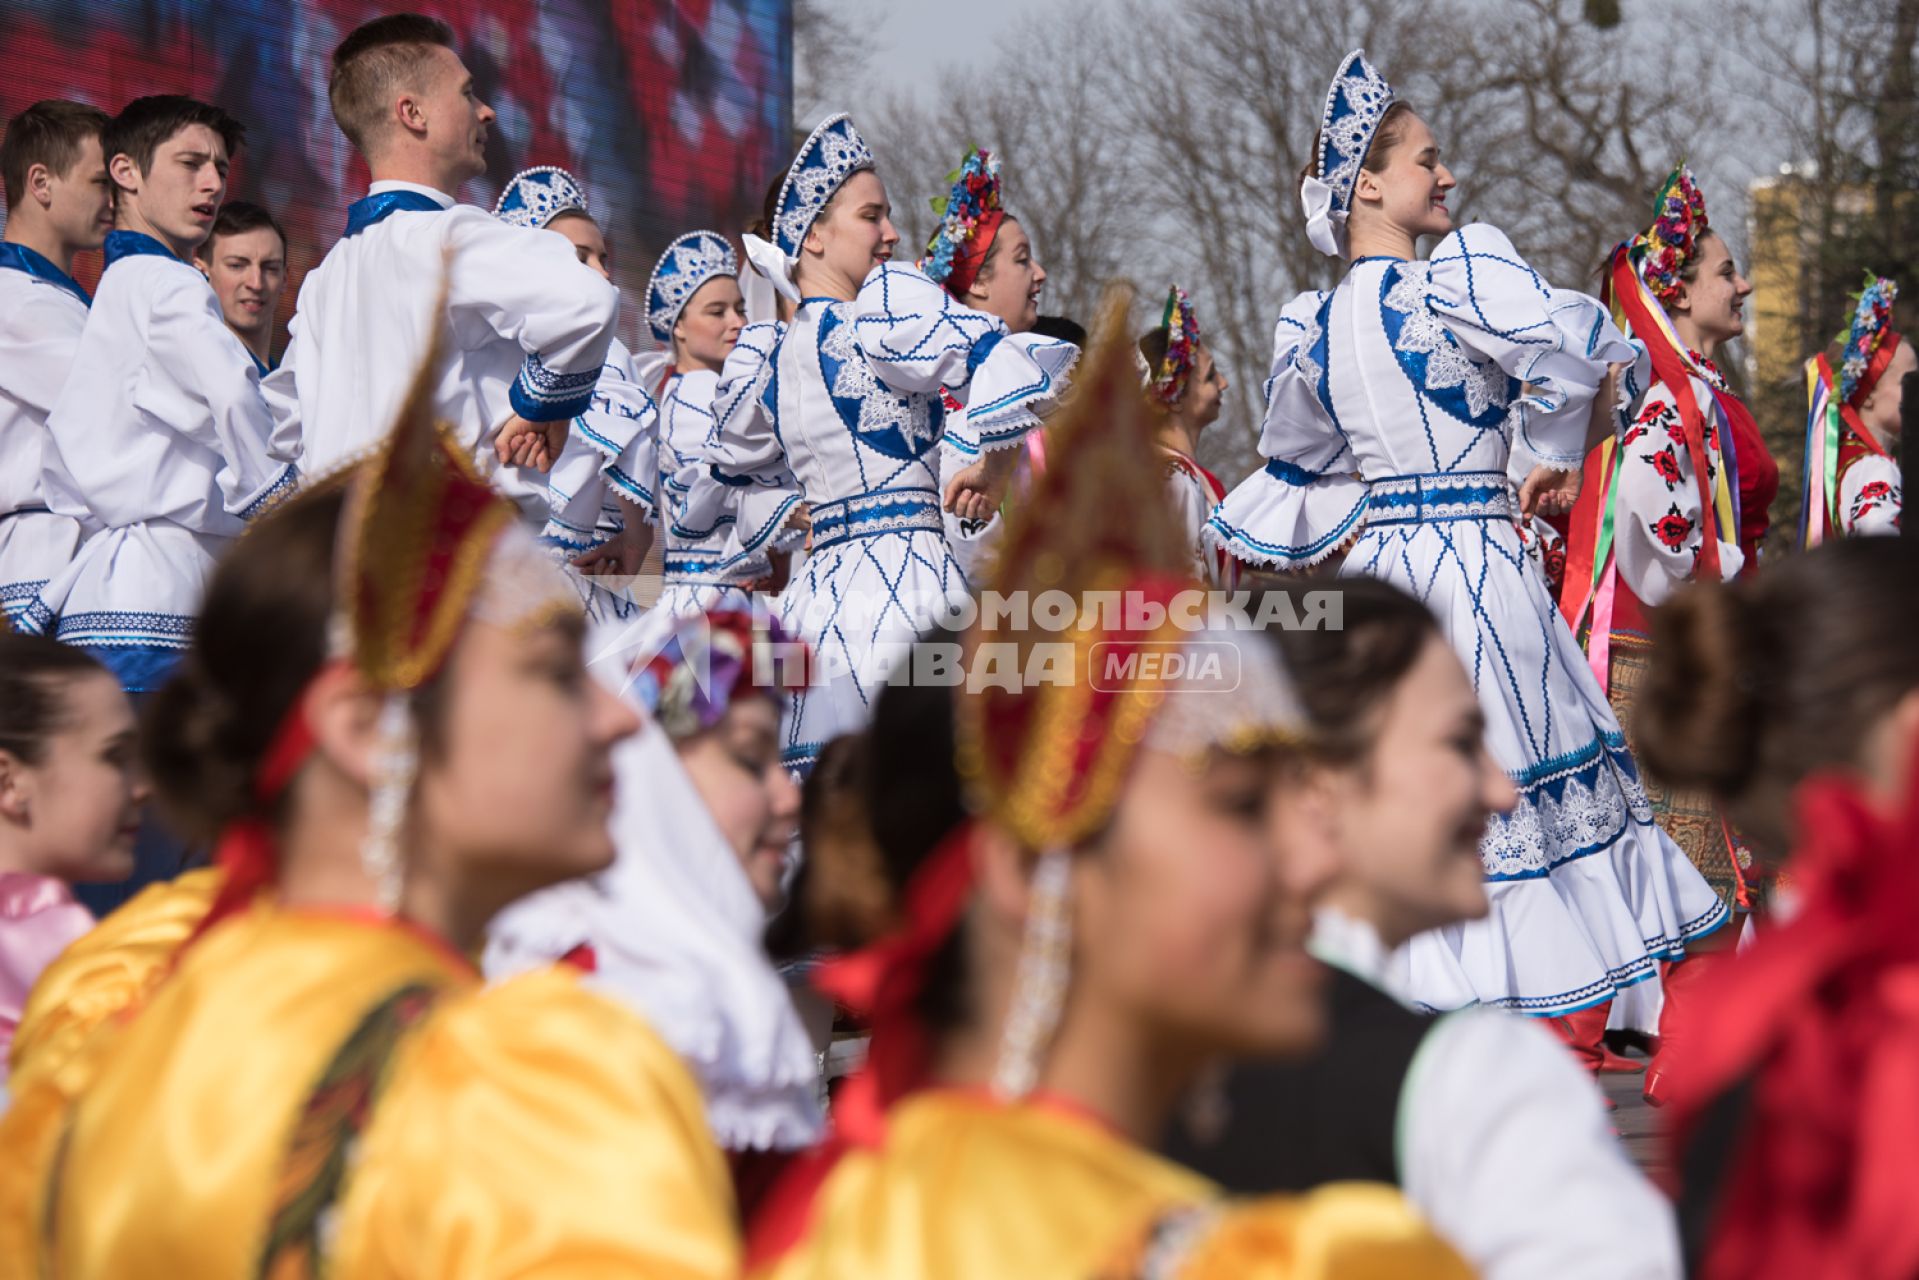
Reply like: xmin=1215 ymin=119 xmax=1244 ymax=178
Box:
xmin=484 ymin=624 xmax=824 ymax=1151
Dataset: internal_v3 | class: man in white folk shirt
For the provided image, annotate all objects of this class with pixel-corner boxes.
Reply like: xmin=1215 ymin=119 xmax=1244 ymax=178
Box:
xmin=194 ymin=199 xmax=288 ymax=376
xmin=265 ymin=13 xmax=617 ymax=516
xmin=0 ymin=100 xmax=113 ymax=628
xmin=30 ymin=95 xmax=298 ymax=693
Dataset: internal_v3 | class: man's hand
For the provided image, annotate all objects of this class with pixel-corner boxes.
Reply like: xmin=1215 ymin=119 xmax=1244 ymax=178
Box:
xmin=943 ymin=447 xmax=1019 ymax=523
xmin=1518 ymin=464 xmax=1581 ymax=519
xmin=495 ymin=413 xmax=570 ymax=473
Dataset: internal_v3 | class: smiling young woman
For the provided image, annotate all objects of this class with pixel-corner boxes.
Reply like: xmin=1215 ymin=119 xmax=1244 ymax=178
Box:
xmin=679 ymin=115 xmax=1077 ymax=777
xmin=0 ymin=636 xmax=148 ymax=1084
xmin=1552 ymin=168 xmax=1781 ymax=1097
xmin=0 ymin=353 xmax=742 ymax=1279
xmin=1204 ymin=52 xmax=1726 ymax=1052
xmin=919 ymin=147 xmax=1076 ymax=586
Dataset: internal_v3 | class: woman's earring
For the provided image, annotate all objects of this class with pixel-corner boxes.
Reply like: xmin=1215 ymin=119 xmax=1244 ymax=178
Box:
xmin=362 ymin=694 xmax=417 ymax=916
xmin=991 ymin=848 xmax=1074 ymax=1101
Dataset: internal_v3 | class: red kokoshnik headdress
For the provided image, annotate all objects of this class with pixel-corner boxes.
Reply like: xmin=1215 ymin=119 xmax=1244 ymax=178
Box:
xmin=195 ymin=316 xmax=579 ymax=938
xmin=748 ymin=288 xmax=1307 ymax=1265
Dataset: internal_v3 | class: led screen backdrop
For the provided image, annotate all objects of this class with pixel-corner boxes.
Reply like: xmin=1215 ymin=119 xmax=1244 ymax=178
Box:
xmin=0 ymin=0 xmax=794 ymax=349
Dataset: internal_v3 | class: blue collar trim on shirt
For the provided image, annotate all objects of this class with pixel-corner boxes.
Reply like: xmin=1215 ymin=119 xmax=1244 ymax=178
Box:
xmin=0 ymin=242 xmax=90 ymax=306
xmin=344 ymin=189 xmax=448 ymax=237
xmin=103 ymin=230 xmax=180 ymax=268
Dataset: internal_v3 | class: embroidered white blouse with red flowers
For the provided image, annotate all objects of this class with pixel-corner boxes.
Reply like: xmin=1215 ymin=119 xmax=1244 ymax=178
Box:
xmin=1613 ymin=351 xmax=1746 ymax=606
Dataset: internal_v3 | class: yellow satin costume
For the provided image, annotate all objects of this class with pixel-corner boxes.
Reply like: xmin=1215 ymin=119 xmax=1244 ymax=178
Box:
xmin=15 ymin=902 xmax=739 ymax=1279
xmin=8 ymin=867 xmax=220 ymax=1092
xmin=756 ymin=1090 xmax=1472 ymax=1279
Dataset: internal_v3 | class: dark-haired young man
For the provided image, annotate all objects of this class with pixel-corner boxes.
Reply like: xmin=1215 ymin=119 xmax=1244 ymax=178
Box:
xmin=30 ymin=96 xmax=298 ymax=699
xmin=0 ymin=99 xmax=112 ymax=626
xmin=193 ymin=199 xmax=287 ymax=373
xmin=266 ymin=13 xmax=617 ymax=517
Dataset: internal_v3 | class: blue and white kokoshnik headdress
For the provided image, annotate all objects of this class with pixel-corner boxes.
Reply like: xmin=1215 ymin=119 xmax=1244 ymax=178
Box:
xmin=645 ymin=231 xmax=739 ymax=344
xmin=741 ymin=112 xmax=875 ymax=306
xmin=493 ymin=165 xmax=590 ymax=230
xmin=1300 ymin=50 xmax=1397 ymax=258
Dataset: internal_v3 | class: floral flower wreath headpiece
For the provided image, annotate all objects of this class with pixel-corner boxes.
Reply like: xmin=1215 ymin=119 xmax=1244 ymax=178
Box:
xmin=621 ymin=608 xmax=810 ymax=744
xmin=1633 ymin=164 xmax=1710 ymax=304
xmin=1143 ymin=286 xmax=1201 ymax=407
xmin=1839 ymin=273 xmax=1902 ymax=407
xmin=922 ymin=147 xmax=1005 ymax=298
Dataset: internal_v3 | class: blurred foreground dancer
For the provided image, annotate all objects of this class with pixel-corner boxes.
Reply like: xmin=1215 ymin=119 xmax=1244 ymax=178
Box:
xmin=1635 ymin=537 xmax=1919 ymax=1279
xmin=0 ymin=344 xmax=740 ymax=1279
xmin=1165 ymin=578 xmax=1682 ymax=1280
xmin=745 ymin=296 xmax=1470 ymax=1278
xmin=0 ymin=637 xmax=147 ymax=1091
xmin=488 ymin=606 xmax=825 ymax=1155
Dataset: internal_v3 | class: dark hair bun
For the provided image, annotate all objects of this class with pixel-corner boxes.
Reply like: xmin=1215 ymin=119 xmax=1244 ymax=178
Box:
xmin=140 ymin=486 xmax=345 ymax=844
xmin=142 ymin=656 xmax=253 ymax=844
xmin=796 ymin=731 xmax=895 ymax=951
xmin=1635 ymin=581 xmax=1762 ymax=795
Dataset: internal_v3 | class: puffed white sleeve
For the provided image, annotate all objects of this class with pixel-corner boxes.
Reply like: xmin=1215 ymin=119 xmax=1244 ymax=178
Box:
xmin=1427 ymin=224 xmax=1636 ymax=474
xmin=0 ymin=291 xmax=84 ymax=420
xmin=672 ymin=322 xmax=804 ymax=566
xmin=1840 ymin=454 xmax=1903 ymax=536
xmin=1203 ymin=290 xmax=1369 ymax=570
xmin=1401 ymin=1010 xmax=1684 ymax=1280
xmin=140 ymin=270 xmax=300 ymax=520
xmin=259 ymin=311 xmax=303 ymax=462
xmin=443 ymin=211 xmax=619 ymax=423
xmin=578 ymin=357 xmax=661 ymax=521
xmin=853 ymin=262 xmax=1075 ymax=455
xmin=1611 ymin=381 xmax=1744 ymax=604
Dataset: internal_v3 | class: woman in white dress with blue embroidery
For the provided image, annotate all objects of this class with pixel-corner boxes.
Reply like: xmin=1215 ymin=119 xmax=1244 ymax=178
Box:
xmin=492 ymin=166 xmax=657 ymax=625
xmin=1206 ymin=53 xmax=1726 ymax=1030
xmin=679 ymin=114 xmax=1074 ymax=775
xmin=631 ymin=230 xmax=768 ymax=617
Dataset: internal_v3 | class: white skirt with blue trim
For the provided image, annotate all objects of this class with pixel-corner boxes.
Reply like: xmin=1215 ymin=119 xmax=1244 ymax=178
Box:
xmin=1348 ymin=475 xmax=1728 ymax=1024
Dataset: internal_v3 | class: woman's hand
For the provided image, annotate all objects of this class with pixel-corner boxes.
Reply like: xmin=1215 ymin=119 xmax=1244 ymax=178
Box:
xmin=943 ymin=447 xmax=1018 ymax=522
xmin=495 ymin=413 xmax=569 ymax=472
xmin=1518 ymin=465 xmax=1581 ymax=519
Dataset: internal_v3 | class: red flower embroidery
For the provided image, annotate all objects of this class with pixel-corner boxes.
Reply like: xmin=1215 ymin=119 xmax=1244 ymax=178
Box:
xmin=1653 ymin=505 xmax=1693 ymax=551
xmin=1645 ymin=446 xmax=1684 ymax=489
